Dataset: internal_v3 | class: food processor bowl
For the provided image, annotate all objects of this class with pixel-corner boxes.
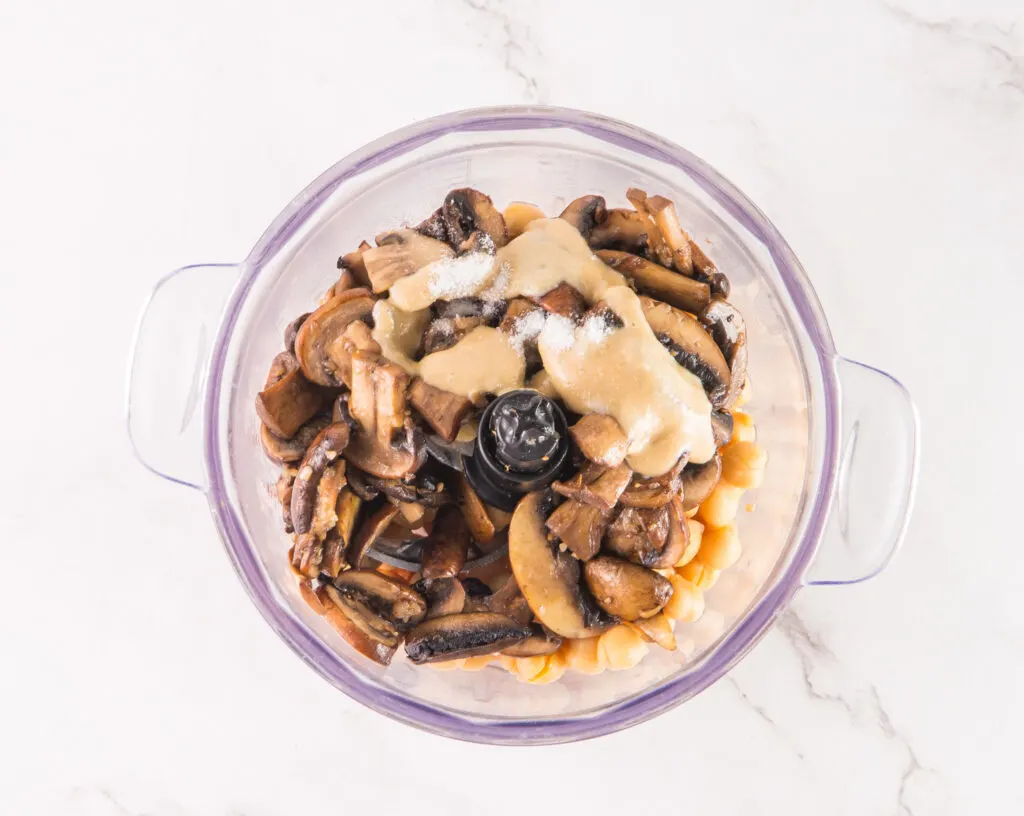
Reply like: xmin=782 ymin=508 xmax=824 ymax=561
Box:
xmin=126 ymin=106 xmax=919 ymax=744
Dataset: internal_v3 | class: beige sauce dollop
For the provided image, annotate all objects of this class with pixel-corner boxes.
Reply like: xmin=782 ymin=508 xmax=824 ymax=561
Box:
xmin=371 ymin=300 xmax=429 ymax=375
xmin=418 ymin=326 xmax=525 ymax=401
xmin=539 ymin=285 xmax=716 ymax=474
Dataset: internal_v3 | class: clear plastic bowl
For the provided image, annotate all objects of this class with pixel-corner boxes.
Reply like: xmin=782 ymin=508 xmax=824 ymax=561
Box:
xmin=126 ymin=106 xmax=919 ymax=744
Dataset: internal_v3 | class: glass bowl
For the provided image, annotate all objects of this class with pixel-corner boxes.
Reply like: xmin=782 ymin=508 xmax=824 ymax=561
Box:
xmin=126 ymin=106 xmax=919 ymax=744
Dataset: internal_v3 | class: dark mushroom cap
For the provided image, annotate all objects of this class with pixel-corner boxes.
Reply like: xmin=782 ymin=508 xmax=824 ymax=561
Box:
xmin=441 ymin=188 xmax=508 ymax=249
xmin=559 ymin=195 xmax=607 ymax=240
xmin=329 ymin=569 xmax=428 ymax=644
xmin=290 ymin=423 xmax=352 ymax=535
xmin=414 ymin=576 xmax=467 ymax=619
xmin=583 ymin=555 xmax=673 ymax=621
xmin=500 ymin=623 xmax=562 ymax=657
xmin=260 ymin=415 xmax=330 ymax=465
xmin=293 ymin=288 xmax=375 ymax=387
xmin=598 ymin=250 xmax=711 ymax=315
xmin=405 ymin=612 xmax=530 ymax=664
xmin=711 ymin=411 xmax=734 ymax=448
xmin=699 ymin=300 xmax=748 ymax=410
xmin=680 ymin=454 xmax=723 ymax=512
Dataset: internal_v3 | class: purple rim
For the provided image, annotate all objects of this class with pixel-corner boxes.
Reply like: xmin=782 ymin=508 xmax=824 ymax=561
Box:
xmin=202 ymin=106 xmax=840 ymax=745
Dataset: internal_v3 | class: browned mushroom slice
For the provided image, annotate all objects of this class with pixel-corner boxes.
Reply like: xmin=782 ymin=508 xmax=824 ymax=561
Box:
xmin=260 ymin=415 xmax=331 ymax=464
xmin=322 ymin=268 xmax=358 ymax=304
xmin=619 ymin=465 xmax=685 ymax=509
xmin=276 ymin=467 xmax=297 ymax=533
xmin=651 ymin=499 xmax=689 ymax=570
xmin=545 ymin=498 xmax=607 ymax=561
xmin=711 ymin=411 xmax=734 ymax=448
xmin=587 ymin=208 xmax=651 ymax=255
xmin=625 ymin=613 xmax=677 ymax=652
xmin=421 ymin=315 xmax=485 ymax=355
xmin=538 ymin=282 xmax=586 ymax=322
xmin=345 ymin=466 xmax=379 ymax=501
xmin=441 ymin=188 xmax=508 ymax=249
xmin=329 ymin=569 xmax=427 ymax=636
xmin=372 ymin=361 xmax=411 ymax=446
xmin=264 ymin=350 xmax=298 ymax=388
xmin=420 ymin=505 xmax=470 ymax=579
xmin=605 ymin=505 xmax=668 ymax=567
xmin=625 ymin=188 xmax=676 ymax=269
xmin=415 ymin=576 xmax=467 ymax=619
xmin=408 ymin=378 xmax=474 ymax=443
xmin=454 ymin=472 xmax=496 ymax=546
xmin=314 ymin=584 xmax=397 ymax=665
xmin=475 ymin=574 xmax=533 ymax=625
xmin=552 ymin=462 xmax=633 ymax=513
xmin=680 ymin=454 xmax=722 ymax=512
xmin=346 ymin=502 xmax=399 ymax=567
xmin=362 ymin=229 xmax=453 ymax=294
xmin=283 ymin=313 xmax=311 ymax=355
xmin=255 ymin=364 xmax=326 ymax=440
xmin=559 ymin=195 xmax=607 ymax=240
xmin=309 ymin=462 xmax=347 ymax=539
xmin=334 ymin=488 xmax=362 ymax=555
xmin=641 ymin=295 xmax=731 ymax=408
xmin=633 ymin=190 xmax=694 ymax=274
xmin=598 ymin=250 xmax=710 ymax=315
xmin=501 ymin=623 xmax=563 ymax=657
xmin=291 ymin=533 xmax=323 ymax=578
xmin=700 ymin=300 xmax=748 ymax=410
xmin=689 ymin=239 xmax=730 ymax=298
xmin=290 ymin=423 xmax=352 ymax=535
xmin=416 ymin=208 xmax=448 ymax=242
xmin=293 ymin=288 xmax=375 ymax=387
xmin=509 ymin=492 xmax=616 ymax=639
xmin=569 ymin=414 xmax=629 ymax=467
xmin=583 ymin=555 xmax=673 ymax=621
xmin=321 ymin=531 xmax=348 ymax=578
xmin=405 ymin=612 xmax=530 ymax=664
xmin=337 ymin=241 xmax=373 ymax=289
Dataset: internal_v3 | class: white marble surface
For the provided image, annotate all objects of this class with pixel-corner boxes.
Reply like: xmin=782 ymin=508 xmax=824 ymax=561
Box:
xmin=1 ymin=0 xmax=1022 ymax=813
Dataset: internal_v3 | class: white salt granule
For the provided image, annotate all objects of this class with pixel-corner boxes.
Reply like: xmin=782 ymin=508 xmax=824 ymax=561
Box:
xmin=508 ymin=308 xmax=547 ymax=353
xmin=428 ymin=253 xmax=497 ymax=299
xmin=582 ymin=313 xmax=614 ymax=345
xmin=540 ymin=314 xmax=577 ymax=352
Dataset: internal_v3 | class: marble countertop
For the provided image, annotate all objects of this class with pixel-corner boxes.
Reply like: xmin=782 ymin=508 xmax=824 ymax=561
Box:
xmin=1 ymin=0 xmax=1021 ymax=813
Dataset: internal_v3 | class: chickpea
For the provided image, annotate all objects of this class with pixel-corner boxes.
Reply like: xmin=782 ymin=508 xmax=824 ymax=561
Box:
xmin=730 ymin=412 xmax=756 ymax=444
xmin=530 ymin=651 xmax=568 ymax=684
xmin=697 ymin=523 xmax=741 ymax=570
xmin=514 ymin=655 xmax=549 ymax=682
xmin=503 ymin=201 xmax=546 ymax=239
xmin=676 ymin=518 xmax=704 ymax=567
xmin=698 ymin=483 xmax=744 ymax=528
xmin=564 ymin=636 xmax=606 ymax=674
xmin=721 ymin=441 xmax=767 ymax=489
xmin=678 ymin=560 xmax=721 ymax=591
xmin=664 ymin=574 xmax=706 ymax=622
xmin=599 ymin=625 xmax=649 ymax=670
xmin=461 ymin=654 xmax=496 ymax=671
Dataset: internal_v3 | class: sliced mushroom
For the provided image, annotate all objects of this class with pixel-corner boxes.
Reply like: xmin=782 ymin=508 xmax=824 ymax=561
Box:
xmin=408 ymin=377 xmax=474 ymax=443
xmin=625 ymin=189 xmax=676 ymax=269
xmin=324 ymin=268 xmax=358 ymax=303
xmin=291 ymin=534 xmax=323 ymax=578
xmin=700 ymin=300 xmax=748 ymax=410
xmin=255 ymin=364 xmax=326 ymax=440
xmin=335 ymin=488 xmax=362 ymax=550
xmin=441 ymin=188 xmax=508 ymax=249
xmin=476 ymin=573 xmax=533 ymax=625
xmin=559 ymin=195 xmax=607 ymax=240
xmin=260 ymin=414 xmax=331 ymax=464
xmin=414 ymin=576 xmax=466 ymax=619
xmin=503 ymin=201 xmax=546 ymax=239
xmin=640 ymin=295 xmax=731 ymax=408
xmin=711 ymin=410 xmax=734 ymax=448
xmin=420 ymin=505 xmax=470 ymax=579
xmin=405 ymin=612 xmax=530 ymax=664
xmin=545 ymin=498 xmax=607 ymax=561
xmin=314 ymin=584 xmax=396 ymax=666
xmin=552 ymin=462 xmax=633 ymax=513
xmin=372 ymin=361 xmax=411 ymax=446
xmin=501 ymin=623 xmax=563 ymax=657
xmin=346 ymin=502 xmax=400 ymax=567
xmin=276 ymin=467 xmax=297 ymax=533
xmin=293 ymin=288 xmax=375 ymax=387
xmin=345 ymin=466 xmax=379 ymax=501
xmin=309 ymin=462 xmax=347 ymax=539
xmin=628 ymin=189 xmax=694 ymax=274
xmin=689 ymin=239 xmax=730 ymax=298
xmin=569 ymin=413 xmax=629 ymax=467
xmin=456 ymin=230 xmax=497 ymax=255
xmin=654 ymin=499 xmax=689 ymax=570
xmin=625 ymin=613 xmax=677 ymax=652
xmin=323 ymin=574 xmax=424 ymax=652
xmin=583 ymin=555 xmax=673 ymax=621
xmin=416 ymin=209 xmax=448 ymax=242
xmin=509 ymin=492 xmax=616 ymax=639
xmin=362 ymin=229 xmax=453 ymax=294
xmin=680 ymin=454 xmax=722 ymax=512
xmin=421 ymin=314 xmax=485 ymax=354
xmin=538 ymin=282 xmax=586 ymax=322
xmin=605 ymin=505 xmax=670 ymax=567
xmin=597 ymin=250 xmax=710 ymax=315
xmin=321 ymin=531 xmax=348 ymax=578
xmin=337 ymin=241 xmax=373 ymax=289
xmin=454 ymin=472 xmax=496 ymax=546
xmin=587 ymin=208 xmax=651 ymax=255
xmin=283 ymin=313 xmax=311 ymax=355
xmin=290 ymin=423 xmax=352 ymax=535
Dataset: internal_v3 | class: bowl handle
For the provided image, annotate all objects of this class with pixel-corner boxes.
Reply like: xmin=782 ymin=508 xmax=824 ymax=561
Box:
xmin=805 ymin=357 xmax=920 ymax=586
xmin=125 ymin=264 xmax=240 ymax=491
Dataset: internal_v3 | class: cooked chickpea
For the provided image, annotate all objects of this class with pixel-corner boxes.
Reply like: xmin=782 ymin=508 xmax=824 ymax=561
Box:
xmin=736 ymin=377 xmax=753 ymax=407
xmin=730 ymin=412 xmax=756 ymax=444
xmin=564 ymin=636 xmax=606 ymax=674
xmin=698 ymin=483 xmax=744 ymax=528
xmin=697 ymin=523 xmax=741 ymax=570
xmin=677 ymin=560 xmax=721 ymax=590
xmin=514 ymin=654 xmax=549 ymax=682
xmin=529 ymin=651 xmax=568 ymax=684
xmin=461 ymin=654 xmax=496 ymax=671
xmin=721 ymin=441 xmax=767 ymax=489
xmin=664 ymin=574 xmax=705 ymax=622
xmin=503 ymin=201 xmax=547 ymax=238
xmin=676 ymin=518 xmax=704 ymax=567
xmin=599 ymin=625 xmax=649 ymax=670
